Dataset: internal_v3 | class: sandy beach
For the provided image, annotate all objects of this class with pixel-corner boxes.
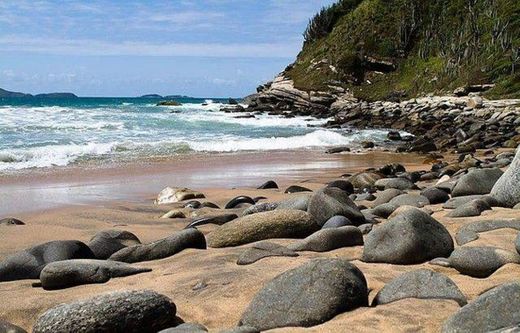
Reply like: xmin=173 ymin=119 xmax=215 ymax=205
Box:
xmin=1 ymin=148 xmax=519 ymax=332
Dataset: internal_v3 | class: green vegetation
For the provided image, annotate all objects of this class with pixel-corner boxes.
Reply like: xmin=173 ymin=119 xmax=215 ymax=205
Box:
xmin=289 ymin=0 xmax=520 ymax=100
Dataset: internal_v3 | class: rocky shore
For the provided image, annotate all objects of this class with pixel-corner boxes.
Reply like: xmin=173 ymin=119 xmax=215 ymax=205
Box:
xmin=1 ymin=146 xmax=519 ymax=332
xmin=236 ymin=74 xmax=520 ymax=153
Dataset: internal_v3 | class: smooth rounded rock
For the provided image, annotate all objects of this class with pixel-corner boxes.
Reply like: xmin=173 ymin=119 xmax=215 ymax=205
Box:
xmin=242 ymin=202 xmax=278 ymax=216
xmin=287 ymin=226 xmax=363 ymax=252
xmin=276 ymin=194 xmax=311 ymax=211
xmin=225 ymin=196 xmax=256 ymax=209
xmin=159 ymin=323 xmax=208 ymax=333
xmin=326 ymin=180 xmax=354 ymax=194
xmin=348 ymin=172 xmax=382 ymax=189
xmin=307 ymin=187 xmax=365 ymax=226
xmin=237 ymin=242 xmax=298 ymax=265
xmin=420 ymin=187 xmax=450 ymax=204
xmin=371 ymin=203 xmax=398 ymax=218
xmin=442 ymin=282 xmax=520 ymax=333
xmin=0 ymin=320 xmax=26 ymax=333
xmin=372 ymin=188 xmax=404 ymax=206
xmin=452 ymin=168 xmax=503 ymax=197
xmin=491 ymin=146 xmax=520 ymax=207
xmin=109 ymin=228 xmax=206 ymax=263
xmin=185 ymin=214 xmax=238 ymax=228
xmin=207 ymin=210 xmax=319 ymax=248
xmin=33 ymin=290 xmax=176 ymax=333
xmin=455 ymin=219 xmax=520 ymax=245
xmin=389 ymin=193 xmax=430 ymax=208
xmin=321 ymin=215 xmax=353 ymax=229
xmin=447 ymin=199 xmax=491 ymax=218
xmin=257 ymin=180 xmax=278 ymax=190
xmin=372 ymin=269 xmax=467 ymax=306
xmin=375 ymin=178 xmax=417 ymax=191
xmin=362 ymin=208 xmax=454 ymax=264
xmin=0 ymin=218 xmax=25 ymax=226
xmin=284 ymin=185 xmax=312 ymax=194
xmin=88 ymin=230 xmax=141 ymax=260
xmin=447 ymin=246 xmax=520 ymax=278
xmin=239 ymin=259 xmax=368 ymax=330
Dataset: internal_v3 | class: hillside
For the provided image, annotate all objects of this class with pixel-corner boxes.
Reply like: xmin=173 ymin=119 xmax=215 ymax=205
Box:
xmin=286 ymin=0 xmax=520 ymax=101
xmin=0 ymin=88 xmax=30 ymax=98
xmin=0 ymin=88 xmax=77 ymax=98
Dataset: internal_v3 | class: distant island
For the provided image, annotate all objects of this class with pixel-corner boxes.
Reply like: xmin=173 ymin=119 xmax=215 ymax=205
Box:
xmin=139 ymin=94 xmax=192 ymax=99
xmin=0 ymin=88 xmax=78 ymax=98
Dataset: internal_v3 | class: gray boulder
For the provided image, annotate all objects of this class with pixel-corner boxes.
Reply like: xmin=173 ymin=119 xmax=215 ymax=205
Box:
xmin=33 ymin=290 xmax=176 ymax=333
xmin=447 ymin=199 xmax=491 ymax=218
xmin=237 ymin=242 xmax=298 ymax=265
xmin=321 ymin=215 xmax=353 ymax=228
xmin=239 ymin=259 xmax=368 ymax=330
xmin=442 ymin=282 xmax=520 ymax=333
xmin=88 ymin=230 xmax=141 ymax=259
xmin=39 ymin=259 xmax=152 ymax=290
xmin=0 ymin=320 xmax=26 ymax=333
xmin=242 ymin=202 xmax=278 ymax=216
xmin=159 ymin=323 xmax=208 ymax=333
xmin=447 ymin=246 xmax=520 ymax=278
xmin=372 ymin=189 xmax=404 ymax=206
xmin=443 ymin=195 xmax=498 ymax=209
xmin=362 ymin=208 xmax=454 ymax=264
xmin=0 ymin=240 xmax=95 ymax=282
xmin=371 ymin=203 xmax=398 ymax=218
xmin=455 ymin=219 xmax=520 ymax=245
xmin=374 ymin=178 xmax=417 ymax=190
xmin=389 ymin=194 xmax=430 ymax=208
xmin=287 ymin=226 xmax=363 ymax=252
xmin=207 ymin=210 xmax=319 ymax=248
xmin=307 ymin=187 xmax=365 ymax=226
xmin=109 ymin=228 xmax=206 ymax=263
xmin=219 ymin=327 xmax=259 ymax=333
xmin=491 ymin=147 xmax=520 ymax=207
xmin=420 ymin=187 xmax=450 ymax=204
xmin=373 ymin=269 xmax=467 ymax=306
xmin=348 ymin=172 xmax=382 ymax=189
xmin=452 ymin=168 xmax=503 ymax=197
xmin=276 ymin=195 xmax=311 ymax=211
xmin=516 ymin=233 xmax=520 ymax=255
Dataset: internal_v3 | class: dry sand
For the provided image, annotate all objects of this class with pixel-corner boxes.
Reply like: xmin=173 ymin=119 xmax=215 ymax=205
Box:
xmin=0 ymin=150 xmax=519 ymax=332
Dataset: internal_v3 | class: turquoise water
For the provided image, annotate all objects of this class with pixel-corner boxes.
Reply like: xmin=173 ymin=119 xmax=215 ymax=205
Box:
xmin=0 ymin=97 xmax=390 ymax=171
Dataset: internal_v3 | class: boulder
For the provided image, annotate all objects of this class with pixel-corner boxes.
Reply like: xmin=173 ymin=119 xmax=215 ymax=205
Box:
xmin=420 ymin=187 xmax=450 ymax=204
xmin=443 ymin=195 xmax=498 ymax=209
xmin=374 ymin=178 xmax=417 ymax=190
xmin=307 ymin=187 xmax=365 ymax=226
xmin=88 ymin=230 xmax=141 ymax=259
xmin=372 ymin=189 xmax=404 ymax=206
xmin=33 ymin=290 xmax=176 ymax=333
xmin=287 ymin=226 xmax=363 ymax=252
xmin=284 ymin=185 xmax=312 ymax=194
xmin=455 ymin=219 xmax=520 ymax=245
xmin=447 ymin=246 xmax=520 ymax=278
xmin=0 ymin=320 xmax=26 ymax=333
xmin=159 ymin=323 xmax=208 ymax=333
xmin=348 ymin=172 xmax=383 ymax=189
xmin=185 ymin=214 xmax=238 ymax=228
xmin=371 ymin=203 xmax=398 ymax=218
xmin=452 ymin=168 xmax=503 ymax=197
xmin=362 ymin=208 xmax=454 ymax=264
xmin=39 ymin=259 xmax=151 ymax=290
xmin=236 ymin=242 xmax=298 ymax=265
xmin=491 ymin=146 xmax=520 ymax=207
xmin=276 ymin=195 xmax=311 ymax=211
xmin=447 ymin=199 xmax=491 ymax=218
xmin=327 ymin=180 xmax=354 ymax=194
xmin=242 ymin=203 xmax=278 ymax=216
xmin=373 ymin=269 xmax=467 ymax=306
xmin=109 ymin=229 xmax=206 ymax=263
xmin=321 ymin=215 xmax=353 ymax=228
xmin=257 ymin=180 xmax=278 ymax=189
xmin=207 ymin=210 xmax=319 ymax=248
xmin=0 ymin=218 xmax=25 ymax=226
xmin=0 ymin=240 xmax=95 ymax=282
xmin=155 ymin=187 xmax=205 ymax=204
xmin=388 ymin=194 xmax=430 ymax=208
xmin=442 ymin=282 xmax=520 ymax=333
xmin=239 ymin=259 xmax=368 ymax=330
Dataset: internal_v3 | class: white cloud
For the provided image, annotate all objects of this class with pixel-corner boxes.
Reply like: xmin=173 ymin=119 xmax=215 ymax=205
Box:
xmin=0 ymin=35 xmax=300 ymax=58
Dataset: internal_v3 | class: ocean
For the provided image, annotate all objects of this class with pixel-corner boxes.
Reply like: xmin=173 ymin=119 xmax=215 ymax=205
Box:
xmin=0 ymin=97 xmax=392 ymax=172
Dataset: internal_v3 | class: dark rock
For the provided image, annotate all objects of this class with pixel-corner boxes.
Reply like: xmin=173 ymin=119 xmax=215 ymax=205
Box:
xmin=0 ymin=218 xmax=25 ymax=226
xmin=201 ymin=202 xmax=220 ymax=209
xmin=348 ymin=172 xmax=383 ymax=189
xmin=361 ymin=141 xmax=375 ymax=148
xmin=33 ymin=290 xmax=176 ymax=333
xmin=242 ymin=203 xmax=278 ymax=216
xmin=442 ymin=282 xmax=520 ymax=333
xmin=225 ymin=196 xmax=256 ymax=209
xmin=183 ymin=201 xmax=202 ymax=209
xmin=159 ymin=323 xmax=207 ymax=333
xmin=358 ymin=223 xmax=373 ymax=234
xmin=39 ymin=259 xmax=151 ymax=290
xmin=455 ymin=219 xmax=520 ymax=245
xmin=219 ymin=327 xmax=259 ymax=333
xmin=372 ymin=189 xmax=404 ymax=206
xmin=447 ymin=199 xmax=491 ymax=218
xmin=287 ymin=226 xmax=363 ymax=252
xmin=362 ymin=208 xmax=454 ymax=264
xmin=491 ymin=147 xmax=520 ymax=207
xmin=420 ymin=187 xmax=450 ymax=204
xmin=284 ymin=185 xmax=312 ymax=194
xmin=371 ymin=203 xmax=398 ymax=218
xmin=207 ymin=210 xmax=319 ymax=248
xmin=378 ymin=163 xmax=406 ymax=176
xmin=387 ymin=131 xmax=402 ymax=141
xmin=0 ymin=240 xmax=95 ymax=282
xmin=239 ymin=259 xmax=368 ymax=330
xmin=355 ymin=192 xmax=376 ymax=201
xmin=321 ymin=215 xmax=353 ymax=228
xmin=257 ymin=180 xmax=278 ymax=190
xmin=237 ymin=242 xmax=298 ymax=265
xmin=185 ymin=214 xmax=238 ymax=228
xmin=452 ymin=168 xmax=503 ymax=197
xmin=389 ymin=193 xmax=430 ymax=208
xmin=88 ymin=230 xmax=141 ymax=260
xmin=0 ymin=320 xmax=26 ymax=333
xmin=372 ymin=269 xmax=467 ymax=306
xmin=375 ymin=178 xmax=417 ymax=190
xmin=327 ymin=180 xmax=354 ymax=194
xmin=109 ymin=229 xmax=206 ymax=263
xmin=326 ymin=146 xmax=350 ymax=154
xmin=307 ymin=187 xmax=365 ymax=226
xmin=446 ymin=246 xmax=520 ymax=278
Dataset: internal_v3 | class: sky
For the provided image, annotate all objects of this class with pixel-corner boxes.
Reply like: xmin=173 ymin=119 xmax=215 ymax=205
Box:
xmin=0 ymin=0 xmax=336 ymax=97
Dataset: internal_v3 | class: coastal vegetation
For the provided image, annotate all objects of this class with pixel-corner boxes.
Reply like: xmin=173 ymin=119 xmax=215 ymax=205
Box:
xmin=289 ymin=0 xmax=520 ymax=100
